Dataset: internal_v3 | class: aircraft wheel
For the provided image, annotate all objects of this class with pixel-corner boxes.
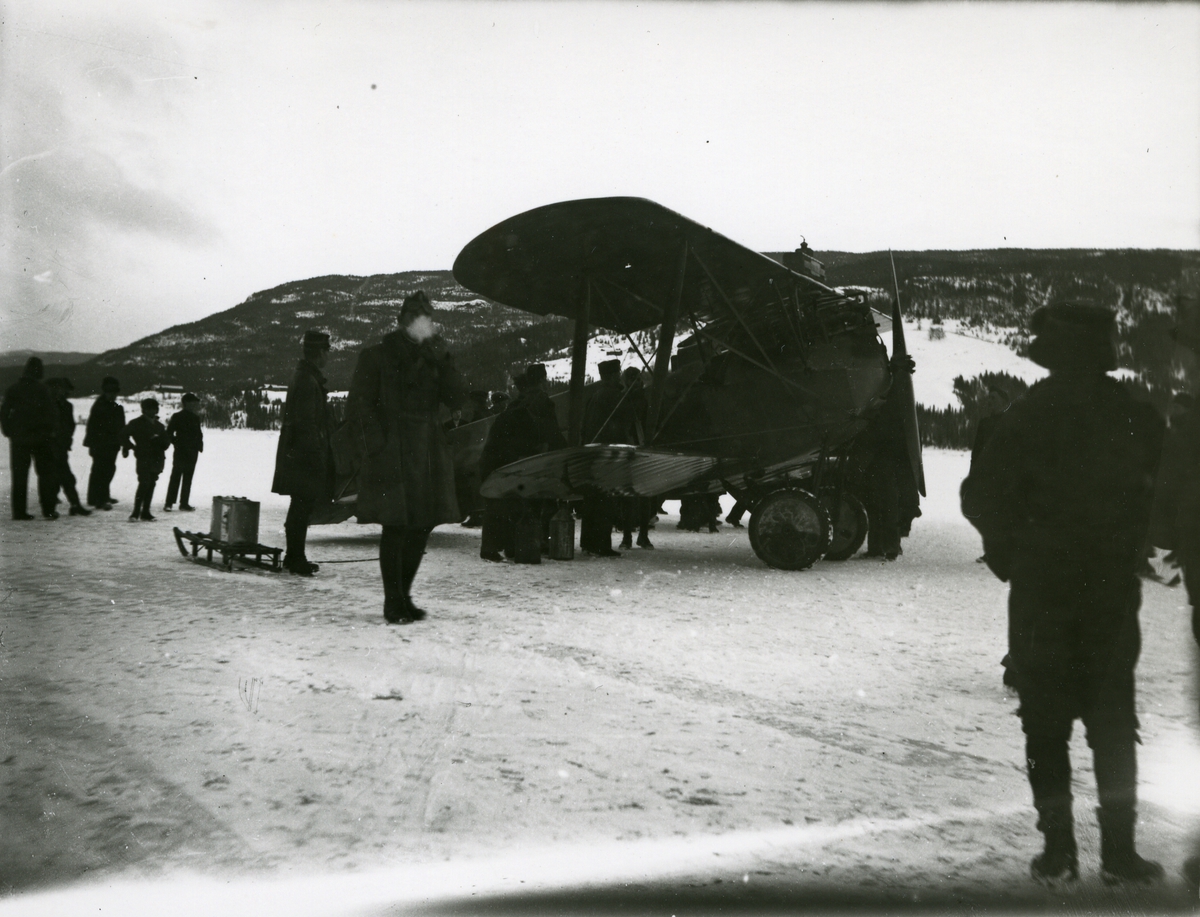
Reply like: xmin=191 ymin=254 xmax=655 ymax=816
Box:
xmin=821 ymin=494 xmax=868 ymax=561
xmin=748 ymin=489 xmax=831 ymax=571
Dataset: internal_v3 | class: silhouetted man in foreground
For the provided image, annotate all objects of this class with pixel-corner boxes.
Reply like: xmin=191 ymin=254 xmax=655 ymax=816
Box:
xmin=1 ymin=356 xmax=58 ymax=520
xmin=962 ymin=302 xmax=1165 ymax=886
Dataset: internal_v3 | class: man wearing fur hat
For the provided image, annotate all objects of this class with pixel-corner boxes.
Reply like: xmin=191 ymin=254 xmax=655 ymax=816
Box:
xmin=347 ymin=291 xmax=464 ymax=623
xmin=962 ymin=302 xmax=1165 ymax=886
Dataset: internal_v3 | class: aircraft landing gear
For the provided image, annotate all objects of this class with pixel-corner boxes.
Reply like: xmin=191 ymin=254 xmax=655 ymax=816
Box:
xmin=747 ymin=489 xmax=832 ymax=571
xmin=821 ymin=492 xmax=868 ymax=561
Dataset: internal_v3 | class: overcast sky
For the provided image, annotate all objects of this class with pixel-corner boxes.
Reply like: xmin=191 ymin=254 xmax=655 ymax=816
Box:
xmin=2 ymin=0 xmax=1198 ymax=354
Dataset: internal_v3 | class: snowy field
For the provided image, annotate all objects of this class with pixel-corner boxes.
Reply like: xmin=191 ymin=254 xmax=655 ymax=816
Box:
xmin=1 ymin=427 xmax=1198 ymax=916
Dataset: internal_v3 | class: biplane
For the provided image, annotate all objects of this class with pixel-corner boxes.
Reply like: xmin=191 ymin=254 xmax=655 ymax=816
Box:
xmin=448 ymin=197 xmax=924 ymax=570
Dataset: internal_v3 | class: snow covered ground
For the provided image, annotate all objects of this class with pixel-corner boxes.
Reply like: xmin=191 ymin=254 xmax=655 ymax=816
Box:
xmin=1 ymin=430 xmax=1198 ymax=915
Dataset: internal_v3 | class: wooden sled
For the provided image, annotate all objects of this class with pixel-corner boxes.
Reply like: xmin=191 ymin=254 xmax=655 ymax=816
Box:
xmin=173 ymin=527 xmax=283 ymax=572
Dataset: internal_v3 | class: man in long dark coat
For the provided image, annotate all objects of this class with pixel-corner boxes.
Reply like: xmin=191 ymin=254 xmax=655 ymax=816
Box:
xmin=962 ymin=302 xmax=1165 ymax=886
xmin=347 ymin=292 xmax=464 ymax=623
xmin=1 ymin=356 xmax=58 ymax=520
xmin=478 ymin=368 xmax=566 ymax=561
xmin=856 ymin=352 xmax=918 ymax=559
xmin=46 ymin=377 xmax=90 ymax=516
xmin=272 ymin=330 xmax=334 ymax=575
xmin=84 ymin=376 xmax=124 ymax=509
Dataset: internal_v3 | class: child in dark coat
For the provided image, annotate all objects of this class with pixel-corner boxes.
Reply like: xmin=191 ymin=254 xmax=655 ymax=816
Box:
xmin=123 ymin=398 xmax=170 ymax=521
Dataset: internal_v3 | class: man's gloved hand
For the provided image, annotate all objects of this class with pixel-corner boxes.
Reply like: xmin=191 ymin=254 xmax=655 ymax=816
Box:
xmin=890 ymin=353 xmax=916 ymax=375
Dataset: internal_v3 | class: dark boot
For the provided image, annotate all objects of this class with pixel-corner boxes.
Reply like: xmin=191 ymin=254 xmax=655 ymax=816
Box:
xmin=1097 ymin=807 xmax=1163 ymax=885
xmin=283 ymin=524 xmax=316 ymax=575
xmin=1030 ymin=804 xmax=1078 ymax=884
xmin=380 ymin=527 xmax=405 ymax=623
xmin=1025 ymin=731 xmax=1077 ymax=884
xmin=400 ymin=529 xmax=430 ymax=621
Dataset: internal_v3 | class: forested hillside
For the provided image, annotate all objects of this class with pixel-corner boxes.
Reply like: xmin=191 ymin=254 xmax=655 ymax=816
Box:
xmin=8 ymin=250 xmax=1196 ymax=427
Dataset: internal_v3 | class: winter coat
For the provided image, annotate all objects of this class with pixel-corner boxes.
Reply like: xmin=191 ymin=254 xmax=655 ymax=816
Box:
xmin=123 ymin=415 xmax=171 ymax=477
xmin=347 ymin=330 xmax=465 ymax=527
xmin=479 ymin=390 xmax=567 ymax=481
xmin=968 ymin=411 xmax=1005 ymax=472
xmin=582 ymin=379 xmax=629 ymax=444
xmin=962 ymin=374 xmax=1164 ymax=582
xmin=272 ymin=359 xmax=333 ymax=501
xmin=616 ymin=381 xmax=648 ymax=445
xmin=52 ymin=397 xmax=76 ymax=456
xmin=167 ymin=410 xmax=205 ymax=459
xmin=84 ymin=398 xmax=126 ymax=454
xmin=1 ymin=377 xmax=57 ymax=447
xmin=962 ymin=374 xmax=1165 ymax=702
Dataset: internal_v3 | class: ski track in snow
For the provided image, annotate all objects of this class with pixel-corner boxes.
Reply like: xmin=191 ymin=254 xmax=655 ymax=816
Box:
xmin=1 ymin=435 xmax=1198 ymax=914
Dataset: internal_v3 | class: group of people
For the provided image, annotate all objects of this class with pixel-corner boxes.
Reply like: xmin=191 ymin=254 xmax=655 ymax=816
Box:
xmin=9 ymin=287 xmax=1200 ymax=889
xmin=476 ymin=362 xmax=565 ymax=561
xmin=1 ymin=358 xmax=204 ymax=522
xmin=477 ymin=357 xmax=656 ymax=559
xmin=962 ymin=299 xmax=1200 ymax=888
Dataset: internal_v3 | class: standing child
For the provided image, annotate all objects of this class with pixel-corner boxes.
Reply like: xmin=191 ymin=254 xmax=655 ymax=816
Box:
xmin=123 ymin=398 xmax=170 ymax=521
xmin=164 ymin=393 xmax=204 ymax=511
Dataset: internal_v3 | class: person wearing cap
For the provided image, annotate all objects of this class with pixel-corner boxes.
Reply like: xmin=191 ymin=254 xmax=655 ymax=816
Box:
xmin=579 ymin=359 xmax=627 ymax=557
xmin=45 ymin=377 xmax=90 ymax=517
xmin=962 ymin=301 xmax=1166 ymax=886
xmin=1 ymin=357 xmax=60 ymax=520
xmin=347 ymin=291 xmax=464 ymax=623
xmin=123 ymin=398 xmax=170 ymax=521
xmin=164 ymin=393 xmax=204 ymax=512
xmin=272 ymin=330 xmax=335 ymax=575
xmin=84 ymin=376 xmax=125 ymax=509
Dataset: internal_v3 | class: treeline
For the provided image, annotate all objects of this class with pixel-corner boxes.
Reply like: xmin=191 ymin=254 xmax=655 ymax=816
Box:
xmin=918 ymin=371 xmax=1032 ymax=449
xmin=197 ymin=390 xmax=348 ymax=431
xmin=917 ymin=369 xmax=1174 ymax=450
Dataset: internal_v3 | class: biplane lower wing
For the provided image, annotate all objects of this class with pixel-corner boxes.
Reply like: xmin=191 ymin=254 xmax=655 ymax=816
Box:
xmin=479 ymin=445 xmax=721 ymax=501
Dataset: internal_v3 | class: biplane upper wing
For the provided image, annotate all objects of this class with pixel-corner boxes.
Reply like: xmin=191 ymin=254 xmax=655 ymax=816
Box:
xmin=452 ymin=197 xmax=849 ymax=336
xmin=479 ymin=444 xmax=721 ymax=501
